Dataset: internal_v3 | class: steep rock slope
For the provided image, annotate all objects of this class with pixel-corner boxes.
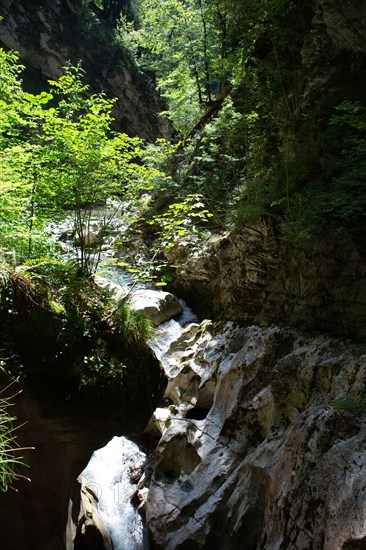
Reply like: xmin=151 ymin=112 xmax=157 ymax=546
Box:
xmin=0 ymin=0 xmax=163 ymax=139
xmin=145 ymin=321 xmax=366 ymax=549
xmin=171 ymin=224 xmax=366 ymax=341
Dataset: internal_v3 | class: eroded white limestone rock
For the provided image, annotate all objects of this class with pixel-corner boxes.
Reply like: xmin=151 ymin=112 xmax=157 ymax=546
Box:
xmin=130 ymin=289 xmax=182 ymax=326
xmin=95 ymin=276 xmax=182 ymax=326
xmin=145 ymin=322 xmax=366 ymax=550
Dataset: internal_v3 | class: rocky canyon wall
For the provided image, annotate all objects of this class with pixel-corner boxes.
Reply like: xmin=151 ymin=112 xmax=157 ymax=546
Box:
xmin=0 ymin=0 xmax=164 ymax=140
xmin=145 ymin=320 xmax=366 ymax=549
xmin=171 ymin=224 xmax=366 ymax=341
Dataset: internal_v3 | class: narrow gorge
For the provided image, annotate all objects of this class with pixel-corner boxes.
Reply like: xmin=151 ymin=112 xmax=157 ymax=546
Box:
xmin=0 ymin=0 xmax=365 ymax=549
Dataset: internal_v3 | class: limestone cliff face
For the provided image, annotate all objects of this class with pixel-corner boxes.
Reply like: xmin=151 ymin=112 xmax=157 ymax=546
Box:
xmin=145 ymin=321 xmax=366 ymax=549
xmin=307 ymin=0 xmax=366 ymax=57
xmin=171 ymin=225 xmax=366 ymax=341
xmin=0 ymin=0 xmax=163 ymax=139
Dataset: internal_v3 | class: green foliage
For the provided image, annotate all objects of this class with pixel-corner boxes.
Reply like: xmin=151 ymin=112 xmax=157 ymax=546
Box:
xmin=0 ymin=382 xmax=32 ymax=492
xmin=0 ymin=52 xmax=164 ymax=274
xmin=147 ymin=193 xmax=213 ymax=251
xmin=332 ymin=395 xmax=366 ymax=415
xmin=0 ymin=258 xmax=153 ymax=399
xmin=132 ymin=0 xmax=365 ymax=247
xmin=0 ymin=48 xmax=164 ymax=400
xmin=123 ymin=0 xmax=317 ymax=233
xmin=73 ymin=298 xmax=153 ymax=396
xmin=280 ymin=100 xmax=366 ymax=242
xmin=326 ymin=101 xmax=366 ymax=235
xmin=130 ymin=0 xmax=229 ymax=133
xmin=174 ymin=98 xmax=247 ymax=214
xmin=112 ymin=300 xmax=153 ymax=344
xmin=121 ymin=193 xmax=213 ymax=283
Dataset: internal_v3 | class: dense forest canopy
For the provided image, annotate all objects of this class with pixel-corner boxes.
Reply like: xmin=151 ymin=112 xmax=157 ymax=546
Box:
xmin=114 ymin=0 xmax=366 ymax=241
xmin=0 ymin=0 xmax=365 ymax=253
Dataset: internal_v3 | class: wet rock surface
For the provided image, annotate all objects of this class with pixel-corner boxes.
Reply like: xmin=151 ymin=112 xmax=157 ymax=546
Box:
xmin=70 ymin=477 xmax=114 ymax=550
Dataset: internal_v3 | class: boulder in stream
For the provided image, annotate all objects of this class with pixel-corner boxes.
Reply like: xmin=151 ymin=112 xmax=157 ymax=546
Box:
xmin=130 ymin=289 xmax=183 ymax=326
xmin=95 ymin=276 xmax=183 ymax=326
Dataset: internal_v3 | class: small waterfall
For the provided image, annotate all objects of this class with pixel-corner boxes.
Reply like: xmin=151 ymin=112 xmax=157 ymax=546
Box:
xmin=79 ymin=302 xmax=197 ymax=549
xmin=149 ymin=298 xmax=198 ymax=365
xmin=81 ymin=436 xmax=148 ymax=550
xmin=63 ymin=204 xmax=199 ymax=548
xmin=79 ymin=286 xmax=197 ymax=549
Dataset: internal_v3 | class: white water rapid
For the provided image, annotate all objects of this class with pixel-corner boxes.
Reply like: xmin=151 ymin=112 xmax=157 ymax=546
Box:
xmin=56 ymin=203 xmax=199 ymax=548
xmin=80 ymin=301 xmax=197 ymax=549
xmin=149 ymin=298 xmax=198 ymax=362
xmin=81 ymin=436 xmax=148 ymax=550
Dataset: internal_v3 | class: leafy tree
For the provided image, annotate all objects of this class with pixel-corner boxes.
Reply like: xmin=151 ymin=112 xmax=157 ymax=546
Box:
xmin=91 ymin=0 xmax=128 ymax=26
xmin=131 ymin=0 xmax=229 ymax=134
xmin=0 ymin=48 xmax=53 ymax=261
xmin=0 ymin=53 xmax=161 ymax=274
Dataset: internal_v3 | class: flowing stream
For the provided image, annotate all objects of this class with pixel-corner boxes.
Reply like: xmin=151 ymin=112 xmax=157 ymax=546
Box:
xmin=80 ymin=300 xmax=197 ymax=549
xmin=81 ymin=436 xmax=148 ymax=550
xmin=69 ymin=205 xmax=198 ymax=549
